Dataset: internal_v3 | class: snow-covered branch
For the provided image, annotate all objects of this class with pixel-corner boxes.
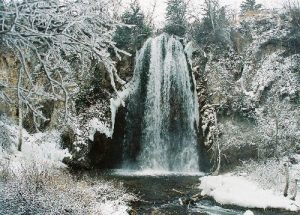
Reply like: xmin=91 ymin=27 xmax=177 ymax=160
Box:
xmin=0 ymin=0 xmax=128 ymax=123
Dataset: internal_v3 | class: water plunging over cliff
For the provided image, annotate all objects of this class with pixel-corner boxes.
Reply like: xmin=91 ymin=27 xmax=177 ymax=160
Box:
xmin=124 ymin=34 xmax=200 ymax=172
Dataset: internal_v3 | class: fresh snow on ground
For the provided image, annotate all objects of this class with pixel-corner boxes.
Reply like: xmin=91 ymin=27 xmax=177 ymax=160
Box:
xmin=243 ymin=210 xmax=254 ymax=215
xmin=0 ymin=118 xmax=69 ymax=174
xmin=0 ymin=116 xmax=135 ymax=215
xmin=199 ymin=175 xmax=300 ymax=211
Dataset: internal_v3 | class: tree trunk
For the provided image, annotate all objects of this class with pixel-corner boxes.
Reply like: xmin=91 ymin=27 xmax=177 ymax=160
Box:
xmin=17 ymin=63 xmax=23 ymax=152
xmin=284 ymin=163 xmax=289 ymax=197
xmin=17 ymin=100 xmax=23 ymax=151
xmin=290 ymin=179 xmax=298 ymax=201
xmin=212 ymin=140 xmax=221 ymax=176
xmin=212 ymin=110 xmax=220 ymax=176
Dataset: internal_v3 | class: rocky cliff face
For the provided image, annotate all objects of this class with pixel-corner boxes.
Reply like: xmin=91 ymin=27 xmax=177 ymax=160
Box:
xmin=195 ymin=10 xmax=300 ymax=171
xmin=61 ymin=55 xmax=135 ymax=169
xmin=0 ymin=53 xmax=19 ymax=118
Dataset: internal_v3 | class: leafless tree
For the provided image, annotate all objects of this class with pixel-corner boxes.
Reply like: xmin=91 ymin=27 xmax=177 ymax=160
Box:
xmin=0 ymin=0 xmax=129 ymax=150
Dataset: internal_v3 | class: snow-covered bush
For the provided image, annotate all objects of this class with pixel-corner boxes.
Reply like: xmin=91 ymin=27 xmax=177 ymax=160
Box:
xmin=0 ymin=115 xmax=70 ymax=172
xmin=0 ymin=115 xmax=135 ymax=215
xmin=236 ymin=159 xmax=286 ymax=192
xmin=1 ymin=166 xmax=137 ymax=215
xmin=0 ymin=116 xmax=12 ymax=152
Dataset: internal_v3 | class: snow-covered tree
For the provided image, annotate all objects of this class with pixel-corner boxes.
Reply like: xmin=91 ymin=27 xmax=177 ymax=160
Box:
xmin=240 ymin=0 xmax=262 ymax=14
xmin=114 ymin=0 xmax=152 ymax=51
xmin=191 ymin=0 xmax=231 ymax=49
xmin=284 ymin=0 xmax=300 ymax=54
xmin=164 ymin=0 xmax=188 ymax=37
xmin=0 ymin=0 xmax=128 ymax=150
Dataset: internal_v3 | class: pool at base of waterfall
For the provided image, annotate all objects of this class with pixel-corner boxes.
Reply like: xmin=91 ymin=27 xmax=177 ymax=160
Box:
xmin=100 ymin=171 xmax=299 ymax=215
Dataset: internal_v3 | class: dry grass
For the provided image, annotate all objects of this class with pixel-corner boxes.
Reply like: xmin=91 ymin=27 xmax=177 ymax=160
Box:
xmin=0 ymin=161 xmax=137 ymax=215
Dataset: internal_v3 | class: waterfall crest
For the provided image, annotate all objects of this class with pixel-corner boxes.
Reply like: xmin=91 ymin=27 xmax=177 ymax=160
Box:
xmin=124 ymin=34 xmax=200 ymax=172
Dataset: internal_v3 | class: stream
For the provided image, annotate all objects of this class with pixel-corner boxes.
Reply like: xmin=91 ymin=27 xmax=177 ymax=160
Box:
xmin=100 ymin=170 xmax=297 ymax=215
xmin=1 ymin=172 xmax=298 ymax=215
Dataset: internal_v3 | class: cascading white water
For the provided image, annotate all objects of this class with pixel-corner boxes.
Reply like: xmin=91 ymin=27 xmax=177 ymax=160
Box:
xmin=124 ymin=34 xmax=200 ymax=172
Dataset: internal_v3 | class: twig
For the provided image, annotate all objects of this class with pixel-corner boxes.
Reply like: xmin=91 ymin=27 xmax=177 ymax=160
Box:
xmin=172 ymin=188 xmax=186 ymax=195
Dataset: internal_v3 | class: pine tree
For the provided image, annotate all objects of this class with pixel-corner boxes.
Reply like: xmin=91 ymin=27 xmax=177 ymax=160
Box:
xmin=240 ymin=0 xmax=262 ymax=13
xmin=192 ymin=0 xmax=231 ymax=49
xmin=114 ymin=0 xmax=152 ymax=51
xmin=164 ymin=0 xmax=187 ymax=37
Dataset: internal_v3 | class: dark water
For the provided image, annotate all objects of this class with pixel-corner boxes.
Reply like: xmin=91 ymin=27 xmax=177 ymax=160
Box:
xmin=1 ymin=173 xmax=298 ymax=215
xmin=100 ymin=171 xmax=298 ymax=215
xmin=105 ymin=174 xmax=204 ymax=214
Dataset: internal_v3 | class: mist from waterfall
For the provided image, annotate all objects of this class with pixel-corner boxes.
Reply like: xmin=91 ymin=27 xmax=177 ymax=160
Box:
xmin=124 ymin=34 xmax=200 ymax=173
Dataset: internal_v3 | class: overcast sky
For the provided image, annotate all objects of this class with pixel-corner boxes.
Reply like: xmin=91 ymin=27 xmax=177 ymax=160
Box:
xmin=122 ymin=0 xmax=285 ymax=26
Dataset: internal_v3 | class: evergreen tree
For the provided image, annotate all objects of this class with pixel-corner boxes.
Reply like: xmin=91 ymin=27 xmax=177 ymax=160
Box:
xmin=192 ymin=0 xmax=231 ymax=49
xmin=114 ymin=0 xmax=152 ymax=51
xmin=164 ymin=0 xmax=187 ymax=37
xmin=284 ymin=1 xmax=300 ymax=54
xmin=240 ymin=0 xmax=262 ymax=13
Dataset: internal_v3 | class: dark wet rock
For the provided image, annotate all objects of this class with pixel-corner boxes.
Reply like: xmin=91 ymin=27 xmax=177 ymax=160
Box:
xmin=63 ymin=106 xmax=126 ymax=169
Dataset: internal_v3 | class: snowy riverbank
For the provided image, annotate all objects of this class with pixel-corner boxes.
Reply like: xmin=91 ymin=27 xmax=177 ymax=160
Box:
xmin=0 ymin=117 xmax=136 ymax=215
xmin=199 ymin=174 xmax=300 ymax=212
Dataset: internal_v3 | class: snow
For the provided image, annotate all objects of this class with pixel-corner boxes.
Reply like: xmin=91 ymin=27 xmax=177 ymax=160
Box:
xmin=109 ymin=74 xmax=139 ymax=137
xmin=83 ymin=181 xmax=136 ymax=215
xmin=110 ymin=94 xmax=124 ymax=137
xmin=0 ymin=117 xmax=70 ymax=174
xmin=243 ymin=210 xmax=254 ymax=215
xmin=0 ymin=116 xmax=135 ymax=215
xmin=85 ymin=87 xmax=132 ymax=141
xmin=199 ymin=175 xmax=300 ymax=211
xmin=88 ymin=117 xmax=112 ymax=139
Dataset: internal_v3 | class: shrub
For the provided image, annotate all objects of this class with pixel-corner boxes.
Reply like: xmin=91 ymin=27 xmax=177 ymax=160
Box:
xmin=284 ymin=1 xmax=300 ymax=54
xmin=0 ymin=161 xmax=137 ymax=214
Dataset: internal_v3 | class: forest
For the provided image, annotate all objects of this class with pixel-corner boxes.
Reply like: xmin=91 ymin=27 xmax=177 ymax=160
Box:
xmin=0 ymin=0 xmax=300 ymax=214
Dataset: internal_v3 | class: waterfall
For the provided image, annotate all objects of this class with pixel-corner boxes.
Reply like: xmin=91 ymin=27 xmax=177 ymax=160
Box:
xmin=124 ymin=34 xmax=200 ymax=172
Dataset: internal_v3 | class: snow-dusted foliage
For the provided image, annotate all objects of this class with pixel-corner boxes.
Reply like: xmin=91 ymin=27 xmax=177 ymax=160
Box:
xmin=0 ymin=115 xmax=69 ymax=172
xmin=0 ymin=0 xmax=128 ymax=122
xmin=200 ymin=10 xmax=300 ymax=167
xmin=0 ymin=115 xmax=136 ymax=215
xmin=0 ymin=168 xmax=136 ymax=215
xmin=73 ymin=100 xmax=112 ymax=142
xmin=233 ymin=149 xmax=300 ymax=197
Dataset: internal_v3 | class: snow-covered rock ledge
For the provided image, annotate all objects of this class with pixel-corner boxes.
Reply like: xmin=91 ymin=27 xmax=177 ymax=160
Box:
xmin=199 ymin=175 xmax=300 ymax=212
